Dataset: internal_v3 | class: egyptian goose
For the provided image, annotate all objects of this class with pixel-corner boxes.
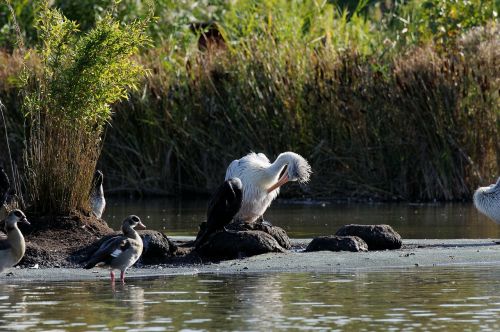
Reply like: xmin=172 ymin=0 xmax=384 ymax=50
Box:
xmin=84 ymin=215 xmax=145 ymax=283
xmin=0 ymin=210 xmax=30 ymax=273
xmin=90 ymin=170 xmax=106 ymax=219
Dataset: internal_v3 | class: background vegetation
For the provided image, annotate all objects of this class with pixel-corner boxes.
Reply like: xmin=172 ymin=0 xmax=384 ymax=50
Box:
xmin=0 ymin=0 xmax=498 ymax=203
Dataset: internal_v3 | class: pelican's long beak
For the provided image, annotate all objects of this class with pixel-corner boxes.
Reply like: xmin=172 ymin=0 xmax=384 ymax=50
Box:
xmin=267 ymin=173 xmax=289 ymax=193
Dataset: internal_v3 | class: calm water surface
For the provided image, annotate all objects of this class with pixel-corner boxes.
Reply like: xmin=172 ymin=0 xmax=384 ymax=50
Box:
xmin=1 ymin=267 xmax=500 ymax=331
xmin=103 ymin=199 xmax=499 ymax=239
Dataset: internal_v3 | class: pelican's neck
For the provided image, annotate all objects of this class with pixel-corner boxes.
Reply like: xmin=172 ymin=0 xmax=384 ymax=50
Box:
xmin=267 ymin=154 xmax=289 ymax=179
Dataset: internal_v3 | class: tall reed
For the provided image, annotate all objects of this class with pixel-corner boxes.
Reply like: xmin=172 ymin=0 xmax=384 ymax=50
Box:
xmin=101 ymin=22 xmax=498 ymax=201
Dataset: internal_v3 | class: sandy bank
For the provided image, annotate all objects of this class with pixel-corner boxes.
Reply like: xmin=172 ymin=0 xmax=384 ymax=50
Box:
xmin=1 ymin=238 xmax=499 ymax=282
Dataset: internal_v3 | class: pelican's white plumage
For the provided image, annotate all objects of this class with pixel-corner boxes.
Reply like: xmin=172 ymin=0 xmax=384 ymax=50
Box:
xmin=225 ymin=151 xmax=311 ymax=223
xmin=473 ymin=177 xmax=500 ymax=224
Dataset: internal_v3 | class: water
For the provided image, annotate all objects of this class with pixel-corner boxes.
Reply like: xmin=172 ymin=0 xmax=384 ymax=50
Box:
xmin=1 ymin=267 xmax=500 ymax=331
xmin=2 ymin=201 xmax=498 ymax=330
xmin=103 ymin=199 xmax=499 ymax=239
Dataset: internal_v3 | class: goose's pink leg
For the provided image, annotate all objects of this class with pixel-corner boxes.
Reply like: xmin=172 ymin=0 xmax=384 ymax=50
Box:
xmin=110 ymin=271 xmax=115 ymax=283
xmin=120 ymin=270 xmax=125 ymax=283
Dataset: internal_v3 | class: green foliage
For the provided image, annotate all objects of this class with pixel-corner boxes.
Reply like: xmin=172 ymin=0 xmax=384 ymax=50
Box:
xmin=21 ymin=0 xmax=150 ymax=215
xmin=0 ymin=0 xmax=37 ymax=49
xmin=24 ymin=1 xmax=149 ymax=126
xmin=387 ymin=0 xmax=498 ymax=47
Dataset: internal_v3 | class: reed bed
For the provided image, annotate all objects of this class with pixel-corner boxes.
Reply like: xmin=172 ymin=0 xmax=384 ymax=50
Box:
xmin=0 ymin=0 xmax=498 ymax=202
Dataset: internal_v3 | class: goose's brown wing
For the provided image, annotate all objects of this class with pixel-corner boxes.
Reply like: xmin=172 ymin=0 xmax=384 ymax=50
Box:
xmin=84 ymin=236 xmax=131 ymax=268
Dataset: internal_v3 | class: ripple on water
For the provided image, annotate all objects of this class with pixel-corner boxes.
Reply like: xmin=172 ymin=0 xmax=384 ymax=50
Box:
xmin=1 ymin=267 xmax=500 ymax=330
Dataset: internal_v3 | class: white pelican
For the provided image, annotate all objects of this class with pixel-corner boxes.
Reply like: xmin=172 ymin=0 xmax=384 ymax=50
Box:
xmin=473 ymin=177 xmax=500 ymax=224
xmin=84 ymin=215 xmax=145 ymax=283
xmin=225 ymin=152 xmax=311 ymax=223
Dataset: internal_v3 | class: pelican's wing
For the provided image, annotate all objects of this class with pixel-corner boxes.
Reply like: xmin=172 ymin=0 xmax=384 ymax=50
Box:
xmin=225 ymin=159 xmax=240 ymax=180
xmin=256 ymin=153 xmax=270 ymax=163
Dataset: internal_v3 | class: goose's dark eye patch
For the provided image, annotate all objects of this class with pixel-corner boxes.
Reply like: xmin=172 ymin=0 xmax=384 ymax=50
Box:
xmin=14 ymin=211 xmax=22 ymax=218
xmin=131 ymin=216 xmax=139 ymax=222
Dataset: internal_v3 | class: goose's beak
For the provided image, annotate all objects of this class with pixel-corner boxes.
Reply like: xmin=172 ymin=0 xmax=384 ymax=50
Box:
xmin=136 ymin=222 xmax=146 ymax=230
xmin=267 ymin=173 xmax=289 ymax=193
xmin=21 ymin=217 xmax=30 ymax=226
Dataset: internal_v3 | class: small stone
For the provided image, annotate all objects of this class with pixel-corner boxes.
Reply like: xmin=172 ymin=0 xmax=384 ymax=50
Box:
xmin=226 ymin=221 xmax=291 ymax=249
xmin=305 ymin=235 xmax=368 ymax=252
xmin=335 ymin=224 xmax=402 ymax=250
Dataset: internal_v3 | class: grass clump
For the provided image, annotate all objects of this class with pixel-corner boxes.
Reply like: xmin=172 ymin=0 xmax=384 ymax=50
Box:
xmin=19 ymin=0 xmax=150 ymax=215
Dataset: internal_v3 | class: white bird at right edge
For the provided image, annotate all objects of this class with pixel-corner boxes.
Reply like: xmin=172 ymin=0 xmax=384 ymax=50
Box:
xmin=473 ymin=177 xmax=500 ymax=224
xmin=225 ymin=151 xmax=311 ymax=224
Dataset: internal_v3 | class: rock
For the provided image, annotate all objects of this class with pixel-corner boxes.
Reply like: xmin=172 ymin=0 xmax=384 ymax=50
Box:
xmin=198 ymin=230 xmax=285 ymax=259
xmin=139 ymin=230 xmax=177 ymax=264
xmin=335 ymin=224 xmax=402 ymax=250
xmin=226 ymin=221 xmax=291 ymax=249
xmin=305 ymin=235 xmax=368 ymax=252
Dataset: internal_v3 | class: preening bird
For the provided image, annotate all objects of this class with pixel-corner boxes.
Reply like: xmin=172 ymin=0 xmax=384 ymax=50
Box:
xmin=195 ymin=177 xmax=243 ymax=248
xmin=0 ymin=166 xmax=10 ymax=207
xmin=0 ymin=209 xmax=30 ymax=273
xmin=474 ymin=177 xmax=500 ymax=224
xmin=90 ymin=170 xmax=106 ymax=219
xmin=84 ymin=215 xmax=145 ymax=283
xmin=225 ymin=152 xmax=311 ymax=223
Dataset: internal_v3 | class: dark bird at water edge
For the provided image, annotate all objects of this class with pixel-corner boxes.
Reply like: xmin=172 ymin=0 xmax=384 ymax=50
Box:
xmin=195 ymin=177 xmax=243 ymax=249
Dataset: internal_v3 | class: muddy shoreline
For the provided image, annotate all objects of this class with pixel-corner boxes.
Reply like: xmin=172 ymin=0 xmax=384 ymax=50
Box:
xmin=2 ymin=238 xmax=500 ymax=282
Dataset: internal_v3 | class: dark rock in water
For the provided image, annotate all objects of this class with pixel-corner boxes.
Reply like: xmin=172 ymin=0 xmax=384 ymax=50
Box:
xmin=81 ymin=230 xmax=177 ymax=266
xmin=139 ymin=230 xmax=177 ymax=264
xmin=226 ymin=221 xmax=291 ymax=249
xmin=335 ymin=224 xmax=402 ymax=250
xmin=305 ymin=235 xmax=368 ymax=252
xmin=198 ymin=230 xmax=285 ymax=259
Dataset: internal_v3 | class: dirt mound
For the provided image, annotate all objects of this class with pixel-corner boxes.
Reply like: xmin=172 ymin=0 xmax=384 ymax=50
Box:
xmin=18 ymin=212 xmax=113 ymax=268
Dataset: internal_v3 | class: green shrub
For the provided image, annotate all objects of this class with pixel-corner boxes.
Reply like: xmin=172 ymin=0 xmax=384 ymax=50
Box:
xmin=20 ymin=0 xmax=150 ymax=215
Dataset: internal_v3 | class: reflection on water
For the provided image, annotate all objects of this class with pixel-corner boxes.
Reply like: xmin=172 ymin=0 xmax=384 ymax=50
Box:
xmin=103 ymin=199 xmax=499 ymax=239
xmin=1 ymin=267 xmax=500 ymax=330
